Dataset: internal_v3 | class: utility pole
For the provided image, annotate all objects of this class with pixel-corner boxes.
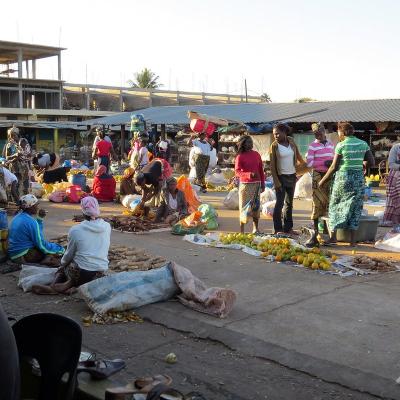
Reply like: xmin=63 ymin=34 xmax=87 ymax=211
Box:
xmin=244 ymin=78 xmax=248 ymax=103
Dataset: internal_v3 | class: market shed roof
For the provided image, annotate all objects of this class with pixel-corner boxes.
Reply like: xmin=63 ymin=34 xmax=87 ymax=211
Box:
xmin=83 ymin=99 xmax=400 ymax=126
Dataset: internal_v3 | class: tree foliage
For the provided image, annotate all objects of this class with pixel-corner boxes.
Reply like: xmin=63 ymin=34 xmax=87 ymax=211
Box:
xmin=128 ymin=68 xmax=162 ymax=89
xmin=295 ymin=97 xmax=316 ymax=103
xmin=261 ymin=93 xmax=272 ymax=103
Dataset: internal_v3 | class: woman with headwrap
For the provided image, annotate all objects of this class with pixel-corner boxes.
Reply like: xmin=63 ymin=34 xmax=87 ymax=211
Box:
xmin=120 ymin=167 xmax=140 ymax=204
xmin=305 ymin=123 xmax=335 ymax=247
xmin=235 ymin=135 xmax=265 ymax=234
xmin=134 ymin=159 xmax=173 ymax=207
xmin=91 ymin=164 xmax=116 ymax=202
xmin=188 ymin=132 xmax=212 ymax=193
xmin=155 ymin=177 xmax=188 ymax=225
xmin=32 ymin=197 xmax=111 ymax=295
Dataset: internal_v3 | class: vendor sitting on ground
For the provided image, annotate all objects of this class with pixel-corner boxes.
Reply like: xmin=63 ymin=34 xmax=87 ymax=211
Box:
xmin=8 ymin=194 xmax=64 ymax=265
xmin=32 ymin=197 xmax=110 ymax=295
xmin=120 ymin=167 xmax=140 ymax=203
xmin=155 ymin=177 xmax=188 ymax=225
xmin=0 ymin=164 xmax=19 ymax=206
xmin=91 ymin=165 xmax=116 ymax=202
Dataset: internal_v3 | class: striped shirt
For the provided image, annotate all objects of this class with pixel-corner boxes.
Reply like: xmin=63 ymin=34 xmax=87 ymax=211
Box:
xmin=335 ymin=136 xmax=370 ymax=171
xmin=306 ymin=140 xmax=335 ymax=172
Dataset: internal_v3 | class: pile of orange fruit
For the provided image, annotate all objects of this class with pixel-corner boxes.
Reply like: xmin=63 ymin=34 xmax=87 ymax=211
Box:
xmin=258 ymin=238 xmax=337 ymax=271
xmin=218 ymin=234 xmax=338 ymax=271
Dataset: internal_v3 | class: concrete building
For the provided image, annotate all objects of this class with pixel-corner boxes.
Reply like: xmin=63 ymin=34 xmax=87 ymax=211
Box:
xmin=0 ymin=40 xmax=261 ymax=154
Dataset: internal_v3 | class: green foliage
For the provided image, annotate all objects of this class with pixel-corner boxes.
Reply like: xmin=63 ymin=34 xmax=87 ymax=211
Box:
xmin=128 ymin=68 xmax=162 ymax=89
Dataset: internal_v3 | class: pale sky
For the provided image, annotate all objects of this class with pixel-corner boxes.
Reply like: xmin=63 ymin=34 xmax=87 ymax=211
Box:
xmin=1 ymin=0 xmax=399 ymax=102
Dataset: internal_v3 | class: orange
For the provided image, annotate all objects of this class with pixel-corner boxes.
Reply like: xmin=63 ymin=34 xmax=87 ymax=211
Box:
xmin=297 ymin=255 xmax=304 ymax=264
xmin=312 ymin=247 xmax=321 ymax=254
xmin=311 ymin=262 xmax=319 ymax=270
xmin=275 ymin=255 xmax=282 ymax=262
xmin=332 ymin=255 xmax=338 ymax=261
xmin=291 ymin=256 xmax=297 ymax=262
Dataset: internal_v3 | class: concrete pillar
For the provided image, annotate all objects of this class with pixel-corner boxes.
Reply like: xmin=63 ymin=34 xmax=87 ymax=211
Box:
xmin=25 ymin=60 xmax=29 ymax=79
xmin=54 ymin=129 xmax=59 ymax=152
xmin=17 ymin=48 xmax=22 ymax=78
xmin=119 ymin=91 xmax=124 ymax=111
xmin=57 ymin=52 xmax=62 ymax=80
xmin=86 ymin=91 xmax=90 ymax=110
xmin=18 ymin=84 xmax=23 ymax=109
xmin=32 ymin=59 xmax=36 ymax=79
xmin=59 ymin=84 xmax=63 ymax=110
xmin=120 ymin=125 xmax=126 ymax=157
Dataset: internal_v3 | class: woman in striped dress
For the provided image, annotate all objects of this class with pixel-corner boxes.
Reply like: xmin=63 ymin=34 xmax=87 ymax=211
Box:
xmin=383 ymin=142 xmax=400 ymax=227
xmin=319 ymin=122 xmax=374 ymax=246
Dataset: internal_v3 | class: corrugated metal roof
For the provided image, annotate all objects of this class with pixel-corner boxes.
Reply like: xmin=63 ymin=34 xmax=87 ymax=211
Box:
xmin=83 ymin=99 xmax=400 ymax=126
xmin=0 ymin=120 xmax=85 ymax=130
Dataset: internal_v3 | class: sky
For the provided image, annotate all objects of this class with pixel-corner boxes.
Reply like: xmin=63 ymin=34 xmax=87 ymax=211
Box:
xmin=1 ymin=0 xmax=400 ymax=102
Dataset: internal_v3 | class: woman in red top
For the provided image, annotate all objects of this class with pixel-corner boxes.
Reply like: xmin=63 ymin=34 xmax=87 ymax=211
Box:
xmin=91 ymin=165 xmax=116 ymax=202
xmin=235 ymin=135 xmax=265 ymax=234
xmin=92 ymin=130 xmax=117 ymax=172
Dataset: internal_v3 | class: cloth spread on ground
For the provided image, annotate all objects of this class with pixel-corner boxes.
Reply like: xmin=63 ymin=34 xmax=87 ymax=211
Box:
xmin=78 ymin=262 xmax=236 ymax=318
xmin=61 ymin=219 xmax=111 ymax=272
xmin=311 ymin=171 xmax=331 ymax=220
xmin=8 ymin=212 xmax=65 ymax=259
xmin=329 ymin=169 xmax=364 ymax=231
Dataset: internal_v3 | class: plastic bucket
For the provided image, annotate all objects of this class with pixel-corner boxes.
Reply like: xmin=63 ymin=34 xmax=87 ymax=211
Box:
xmin=71 ymin=173 xmax=86 ymax=190
xmin=0 ymin=210 xmax=8 ymax=230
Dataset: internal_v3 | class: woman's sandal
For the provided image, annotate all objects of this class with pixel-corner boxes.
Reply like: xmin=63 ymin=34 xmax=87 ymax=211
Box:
xmin=105 ymin=375 xmax=172 ymax=400
xmin=146 ymin=383 xmax=207 ymax=400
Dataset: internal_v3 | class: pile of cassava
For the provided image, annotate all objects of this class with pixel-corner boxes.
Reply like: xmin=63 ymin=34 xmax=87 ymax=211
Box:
xmin=52 ymin=235 xmax=166 ymax=272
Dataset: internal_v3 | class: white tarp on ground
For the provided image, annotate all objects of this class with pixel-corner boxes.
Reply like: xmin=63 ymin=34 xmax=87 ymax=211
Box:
xmin=375 ymin=232 xmax=400 ymax=253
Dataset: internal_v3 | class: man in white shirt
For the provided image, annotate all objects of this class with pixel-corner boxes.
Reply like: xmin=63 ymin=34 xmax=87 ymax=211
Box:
xmin=0 ymin=165 xmax=19 ymax=205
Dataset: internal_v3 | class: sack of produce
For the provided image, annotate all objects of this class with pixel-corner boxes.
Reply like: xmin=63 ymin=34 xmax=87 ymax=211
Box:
xmin=130 ymin=114 xmax=145 ymax=132
xmin=66 ymin=185 xmax=86 ymax=203
xmin=48 ymin=190 xmax=66 ymax=203
xmin=198 ymin=204 xmax=218 ymax=230
xmin=171 ymin=222 xmax=206 ymax=236
xmin=260 ymin=187 xmax=276 ymax=204
xmin=206 ymin=170 xmax=227 ymax=186
xmin=30 ymin=182 xmax=45 ymax=198
xmin=262 ymin=200 xmax=276 ymax=218
xmin=294 ymin=172 xmax=312 ymax=199
xmin=122 ymin=194 xmax=142 ymax=209
xmin=223 ymin=188 xmax=239 ymax=210
xmin=177 ymin=175 xmax=201 ymax=213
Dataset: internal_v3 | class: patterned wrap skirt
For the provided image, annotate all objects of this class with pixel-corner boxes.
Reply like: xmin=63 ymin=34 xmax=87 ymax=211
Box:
xmin=383 ymin=170 xmax=400 ymax=224
xmin=239 ymin=182 xmax=261 ymax=223
xmin=328 ymin=169 xmax=364 ymax=231
xmin=311 ymin=171 xmax=331 ymax=220
xmin=193 ymin=154 xmax=210 ymax=184
xmin=60 ymin=261 xmax=105 ymax=287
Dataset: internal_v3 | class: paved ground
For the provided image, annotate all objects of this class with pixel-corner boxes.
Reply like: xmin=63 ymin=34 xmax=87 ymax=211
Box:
xmin=1 ymin=193 xmax=399 ymax=399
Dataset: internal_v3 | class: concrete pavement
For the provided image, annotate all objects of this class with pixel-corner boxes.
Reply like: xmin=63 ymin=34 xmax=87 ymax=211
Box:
xmin=1 ymin=194 xmax=399 ymax=399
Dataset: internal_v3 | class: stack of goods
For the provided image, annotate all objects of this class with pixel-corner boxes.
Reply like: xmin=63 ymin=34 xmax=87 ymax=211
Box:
xmin=108 ymin=245 xmax=166 ymax=271
xmin=351 ymin=255 xmax=398 ymax=272
xmin=365 ymin=174 xmax=380 ymax=187
xmin=72 ymin=215 xmax=169 ymax=233
xmin=52 ymin=237 xmax=167 ymax=272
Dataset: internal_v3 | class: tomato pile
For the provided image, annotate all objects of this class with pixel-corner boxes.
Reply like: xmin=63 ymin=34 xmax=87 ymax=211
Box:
xmin=219 ymin=233 xmax=338 ymax=271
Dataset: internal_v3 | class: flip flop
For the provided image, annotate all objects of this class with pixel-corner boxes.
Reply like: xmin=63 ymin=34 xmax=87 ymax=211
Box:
xmin=105 ymin=375 xmax=172 ymax=400
xmin=77 ymin=358 xmax=126 ymax=380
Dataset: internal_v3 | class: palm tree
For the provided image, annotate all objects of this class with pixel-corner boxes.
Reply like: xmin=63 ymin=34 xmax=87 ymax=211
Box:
xmin=295 ymin=97 xmax=315 ymax=103
xmin=128 ymin=68 xmax=162 ymax=89
xmin=261 ymin=93 xmax=272 ymax=103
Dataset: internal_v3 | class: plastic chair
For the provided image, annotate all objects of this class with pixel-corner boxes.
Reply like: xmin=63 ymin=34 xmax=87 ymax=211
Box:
xmin=12 ymin=313 xmax=82 ymax=400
